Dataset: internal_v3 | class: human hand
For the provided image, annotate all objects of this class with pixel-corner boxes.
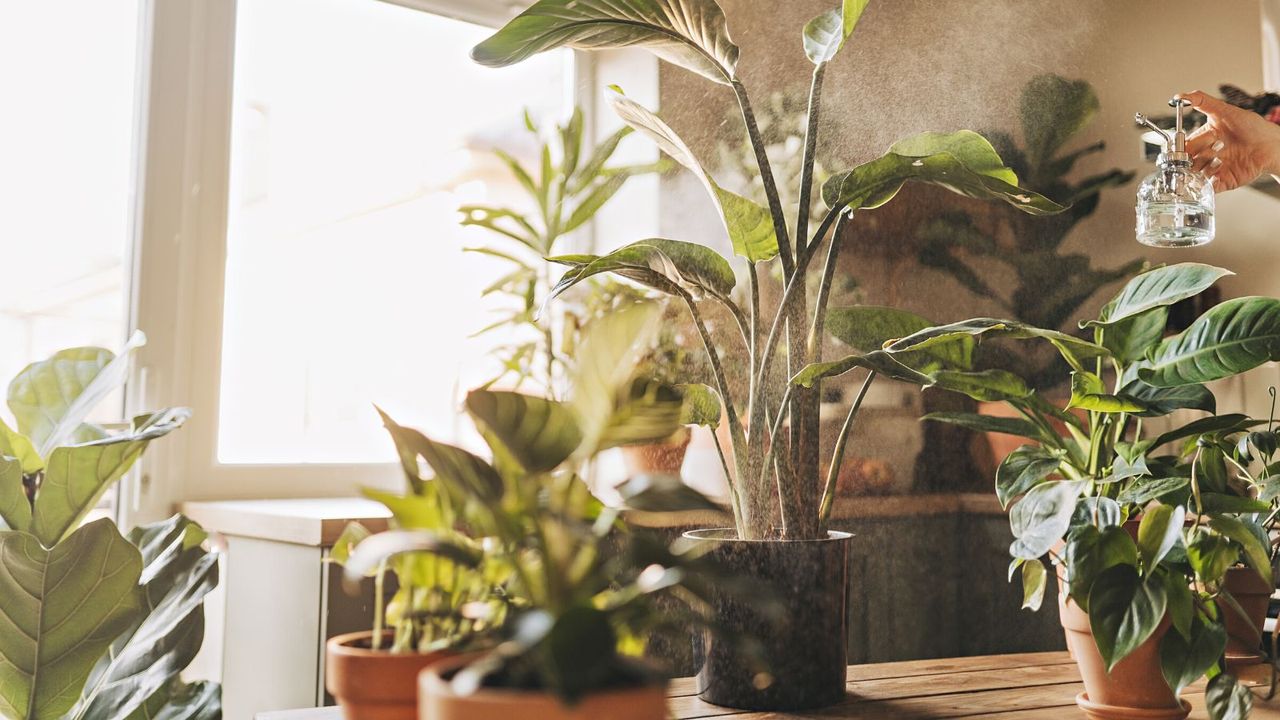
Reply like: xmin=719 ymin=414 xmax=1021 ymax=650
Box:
xmin=1178 ymin=90 xmax=1280 ymax=192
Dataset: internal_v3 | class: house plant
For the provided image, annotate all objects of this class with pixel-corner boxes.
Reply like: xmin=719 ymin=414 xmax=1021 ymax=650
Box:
xmin=340 ymin=303 xmax=735 ymax=719
xmin=0 ymin=335 xmax=221 ymax=720
xmin=471 ymin=0 xmax=1063 ymax=709
xmin=834 ymin=262 xmax=1280 ymax=719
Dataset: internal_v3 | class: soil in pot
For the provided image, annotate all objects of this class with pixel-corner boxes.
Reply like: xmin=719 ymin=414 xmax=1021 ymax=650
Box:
xmin=1058 ymin=598 xmax=1185 ymax=718
xmin=620 ymin=429 xmax=691 ymax=476
xmin=418 ymin=655 xmax=667 ymax=720
xmin=684 ymin=528 xmax=851 ymax=711
xmin=1222 ymin=565 xmax=1272 ymax=668
xmin=327 ymin=631 xmax=452 ymax=720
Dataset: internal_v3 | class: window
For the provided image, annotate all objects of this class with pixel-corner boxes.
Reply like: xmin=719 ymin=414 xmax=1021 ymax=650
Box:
xmin=0 ymin=0 xmax=142 ymax=408
xmin=217 ymin=0 xmax=573 ymax=464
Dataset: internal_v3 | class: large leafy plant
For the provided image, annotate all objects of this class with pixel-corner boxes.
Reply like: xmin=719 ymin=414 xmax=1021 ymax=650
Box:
xmin=472 ymin=0 xmax=1063 ymax=540
xmin=0 ymin=336 xmax=220 ymax=720
xmin=916 ymin=74 xmax=1141 ymax=385
xmin=846 ymin=263 xmax=1280 ymax=717
xmin=461 ymin=109 xmax=662 ymax=397
xmin=344 ymin=304 xmax=734 ymax=701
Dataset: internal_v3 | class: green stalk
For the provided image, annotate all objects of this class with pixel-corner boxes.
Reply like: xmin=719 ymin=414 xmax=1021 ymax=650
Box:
xmin=819 ymin=370 xmax=875 ymax=527
xmin=731 ymin=80 xmax=793 ymax=276
xmin=795 ymin=64 xmax=826 ymax=265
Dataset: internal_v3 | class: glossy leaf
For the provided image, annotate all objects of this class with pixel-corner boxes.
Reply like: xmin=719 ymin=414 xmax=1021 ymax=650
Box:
xmin=1008 ymin=480 xmax=1086 ymax=559
xmin=126 ymin=679 xmax=220 ymax=720
xmin=1187 ymin=529 xmax=1236 ymax=584
xmin=1064 ymin=526 xmax=1138 ymax=610
xmin=0 ymin=520 xmax=144 ymax=720
xmin=822 ymin=131 xmax=1064 ymax=216
xmin=608 ymin=91 xmax=776 ymax=261
xmin=0 ymin=457 xmax=30 ymax=532
xmin=995 ymin=445 xmax=1060 ymax=509
xmin=921 ymin=412 xmax=1043 ymax=440
xmin=792 ymin=349 xmax=934 ymax=389
xmin=1088 ymin=564 xmax=1167 ymax=670
xmin=472 ymin=0 xmax=741 ymax=85
xmin=465 ymin=391 xmax=582 ymax=473
xmin=1160 ymin=568 xmax=1195 ymax=640
xmin=1020 ymin=558 xmax=1047 ymax=611
xmin=1206 ymin=673 xmax=1252 ymax=720
xmin=825 ymin=305 xmax=967 ymax=365
xmin=1068 ymin=372 xmax=1144 ymax=413
xmin=1160 ymin=614 xmax=1226 ymax=694
xmin=1151 ymin=413 xmax=1257 ymax=449
xmin=1140 ymin=296 xmax=1280 ymax=387
xmin=1209 ymin=515 xmax=1272 ymax=587
xmin=32 ymin=408 xmax=190 ymax=548
xmin=931 ymin=369 xmax=1031 ymax=403
xmin=1088 ymin=263 xmax=1231 ymax=328
xmin=1136 ymin=504 xmax=1183 ymax=574
xmin=886 ymin=318 xmax=1107 ymax=374
xmin=802 ymin=0 xmax=870 ymax=63
xmin=549 ymin=238 xmax=737 ymax=302
xmin=1101 ymin=307 xmax=1168 ymax=364
xmin=1119 ymin=379 xmax=1215 ymax=418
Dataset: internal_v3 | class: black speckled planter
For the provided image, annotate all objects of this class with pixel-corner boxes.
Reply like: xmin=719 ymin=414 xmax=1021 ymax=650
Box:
xmin=685 ymin=528 xmax=851 ymax=711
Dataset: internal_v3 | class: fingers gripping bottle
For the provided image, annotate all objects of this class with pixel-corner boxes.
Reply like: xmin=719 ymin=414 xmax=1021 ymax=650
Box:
xmin=1135 ymin=98 xmax=1215 ymax=247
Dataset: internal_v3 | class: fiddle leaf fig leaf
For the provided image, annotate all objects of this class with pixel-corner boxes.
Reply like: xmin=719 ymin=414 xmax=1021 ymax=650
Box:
xmin=1139 ymin=296 xmax=1280 ymax=387
xmin=0 ymin=419 xmax=41 ymax=475
xmin=32 ymin=408 xmax=190 ymax=548
xmin=1160 ymin=613 xmax=1226 ymax=695
xmin=0 ymin=457 xmax=30 ymax=533
xmin=1008 ymin=479 xmax=1086 ymax=559
xmin=1087 ymin=263 xmax=1231 ymax=328
xmin=802 ymin=0 xmax=870 ymax=63
xmin=471 ymin=0 xmax=741 ymax=85
xmin=0 ymin=519 xmax=144 ymax=720
xmin=609 ymin=90 xmax=776 ymax=262
xmin=822 ymin=131 xmax=1064 ymax=216
xmin=1088 ymin=564 xmax=1167 ymax=671
xmin=548 ymin=238 xmax=736 ymax=302
xmin=995 ymin=445 xmax=1060 ymax=509
xmin=465 ymin=390 xmax=582 ymax=473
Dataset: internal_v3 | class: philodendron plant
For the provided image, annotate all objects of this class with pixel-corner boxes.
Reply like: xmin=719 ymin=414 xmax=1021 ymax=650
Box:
xmin=845 ymin=262 xmax=1280 ymax=717
xmin=473 ymin=0 xmax=1063 ymax=540
xmin=0 ymin=335 xmax=220 ymax=720
xmin=344 ymin=304 xmax=736 ymax=703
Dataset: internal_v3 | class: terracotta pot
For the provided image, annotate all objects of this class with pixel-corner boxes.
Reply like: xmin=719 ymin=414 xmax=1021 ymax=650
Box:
xmin=685 ymin=529 xmax=850 ymax=711
xmin=1222 ymin=565 xmax=1272 ymax=668
xmin=1058 ymin=598 xmax=1185 ymax=719
xmin=620 ymin=430 xmax=691 ymax=476
xmin=418 ymin=655 xmax=667 ymax=720
xmin=326 ymin=631 xmax=451 ymax=720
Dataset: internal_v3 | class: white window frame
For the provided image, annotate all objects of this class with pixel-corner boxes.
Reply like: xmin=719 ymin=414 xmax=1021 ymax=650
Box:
xmin=121 ymin=0 xmax=659 ymax=526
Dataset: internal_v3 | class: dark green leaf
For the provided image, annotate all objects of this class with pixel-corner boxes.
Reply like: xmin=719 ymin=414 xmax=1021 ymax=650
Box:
xmin=791 ymin=350 xmax=933 ymax=388
xmin=1160 ymin=614 xmax=1226 ymax=694
xmin=1088 ymin=263 xmax=1231 ymax=328
xmin=1205 ymin=673 xmax=1252 ymax=720
xmin=921 ymin=412 xmax=1043 ymax=440
xmin=465 ymin=391 xmax=582 ymax=473
xmin=1187 ymin=529 xmax=1236 ymax=584
xmin=1119 ymin=379 xmax=1215 ymax=418
xmin=995 ymin=445 xmax=1060 ymax=509
xmin=1152 ymin=414 xmax=1257 ymax=449
xmin=1136 ymin=504 xmax=1184 ymax=574
xmin=1101 ymin=307 xmax=1168 ymax=364
xmin=1160 ymin=568 xmax=1195 ymax=639
xmin=886 ymin=318 xmax=1107 ymax=374
xmin=1209 ymin=515 xmax=1272 ymax=587
xmin=1088 ymin=564 xmax=1167 ymax=670
xmin=1140 ymin=296 xmax=1280 ymax=387
xmin=549 ymin=238 xmax=736 ymax=302
xmin=1117 ymin=477 xmax=1190 ymax=507
xmin=1065 ymin=526 xmax=1138 ymax=610
xmin=932 ymin=369 xmax=1031 ymax=403
xmin=1200 ymin=494 xmax=1270 ymax=514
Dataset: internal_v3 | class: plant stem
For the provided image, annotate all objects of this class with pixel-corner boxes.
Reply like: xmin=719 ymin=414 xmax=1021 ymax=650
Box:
xmin=710 ymin=430 xmax=744 ymax=529
xmin=807 ymin=214 xmax=847 ymax=358
xmin=731 ymin=80 xmax=793 ymax=277
xmin=819 ymin=370 xmax=875 ymax=528
xmin=795 ymin=64 xmax=826 ymax=265
xmin=373 ymin=559 xmax=387 ymax=651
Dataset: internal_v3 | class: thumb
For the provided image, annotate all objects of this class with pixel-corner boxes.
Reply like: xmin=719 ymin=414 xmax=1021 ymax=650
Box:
xmin=1177 ymin=90 xmax=1233 ymax=118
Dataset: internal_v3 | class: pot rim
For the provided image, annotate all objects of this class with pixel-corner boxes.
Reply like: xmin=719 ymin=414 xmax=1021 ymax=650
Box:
xmin=682 ymin=528 xmax=852 ymax=544
xmin=326 ymin=630 xmax=450 ymax=659
xmin=420 ymin=652 xmax=666 ymax=702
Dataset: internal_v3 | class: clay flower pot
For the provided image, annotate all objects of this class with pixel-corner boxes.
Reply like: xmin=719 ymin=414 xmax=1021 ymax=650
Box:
xmin=418 ymin=655 xmax=667 ymax=720
xmin=1222 ymin=565 xmax=1272 ymax=668
xmin=1058 ymin=598 xmax=1188 ymax=720
xmin=620 ymin=429 xmax=691 ymax=476
xmin=327 ymin=631 xmax=452 ymax=720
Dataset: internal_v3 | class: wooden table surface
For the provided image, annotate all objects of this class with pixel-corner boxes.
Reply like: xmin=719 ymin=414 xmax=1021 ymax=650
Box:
xmin=257 ymin=651 xmax=1280 ymax=719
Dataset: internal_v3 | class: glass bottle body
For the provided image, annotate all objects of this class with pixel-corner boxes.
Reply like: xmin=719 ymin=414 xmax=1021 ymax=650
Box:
xmin=1136 ymin=162 xmax=1215 ymax=247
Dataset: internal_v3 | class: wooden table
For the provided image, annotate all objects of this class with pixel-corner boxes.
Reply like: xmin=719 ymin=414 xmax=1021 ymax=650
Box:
xmin=258 ymin=652 xmax=1280 ymax=719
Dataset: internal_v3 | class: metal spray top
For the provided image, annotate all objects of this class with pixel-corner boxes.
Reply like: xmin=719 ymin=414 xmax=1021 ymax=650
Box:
xmin=1135 ymin=97 xmax=1192 ymax=166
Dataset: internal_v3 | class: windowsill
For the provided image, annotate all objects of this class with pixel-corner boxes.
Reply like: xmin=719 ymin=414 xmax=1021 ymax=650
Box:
xmin=181 ymin=497 xmax=390 ymax=547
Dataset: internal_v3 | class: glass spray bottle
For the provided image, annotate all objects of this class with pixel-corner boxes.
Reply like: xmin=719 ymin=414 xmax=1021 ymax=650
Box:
xmin=1135 ymin=97 xmax=1215 ymax=247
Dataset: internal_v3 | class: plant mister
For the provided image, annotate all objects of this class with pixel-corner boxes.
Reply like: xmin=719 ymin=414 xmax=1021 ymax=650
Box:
xmin=1135 ymin=97 xmax=1215 ymax=247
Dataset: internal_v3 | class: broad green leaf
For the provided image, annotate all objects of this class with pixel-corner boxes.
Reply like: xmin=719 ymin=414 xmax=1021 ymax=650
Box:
xmin=1088 ymin=564 xmax=1167 ymax=670
xmin=1068 ymin=371 xmax=1144 ymax=413
xmin=1161 ymin=568 xmax=1195 ymax=639
xmin=921 ymin=412 xmax=1043 ymax=440
xmin=1140 ymin=297 xmax=1280 ymax=387
xmin=32 ymin=408 xmax=190 ymax=548
xmin=472 ymin=0 xmax=741 ymax=85
xmin=8 ymin=332 xmax=146 ymax=457
xmin=1118 ymin=477 xmax=1190 ymax=506
xmin=1200 ymin=494 xmax=1271 ymax=514
xmin=465 ymin=391 xmax=582 ymax=473
xmin=125 ymin=679 xmax=220 ymax=720
xmin=1008 ymin=480 xmax=1086 ymax=559
xmin=1101 ymin=307 xmax=1169 ymax=364
xmin=0 ymin=419 xmax=41 ymax=475
xmin=885 ymin=318 xmax=1107 ymax=374
xmin=549 ymin=238 xmax=736 ymax=302
xmin=360 ymin=489 xmax=449 ymax=532
xmin=802 ymin=0 xmax=870 ymax=63
xmin=678 ymin=384 xmax=721 ymax=427
xmin=826 ymin=305 xmax=971 ymax=373
xmin=0 ymin=520 xmax=144 ymax=720
xmin=1136 ymin=503 xmax=1184 ymax=574
xmin=1064 ymin=525 xmax=1138 ymax=610
xmin=570 ymin=303 xmax=664 ymax=452
xmin=375 ymin=410 xmax=503 ymax=505
xmin=1088 ymin=263 xmax=1231 ymax=328
xmin=598 ymin=380 xmax=685 ymax=451
xmin=1119 ymin=379 xmax=1215 ymax=418
xmin=342 ymin=530 xmax=483 ymax=582
xmin=791 ymin=350 xmax=933 ymax=388
xmin=71 ymin=515 xmax=220 ymax=720
xmin=822 ymin=131 xmax=1065 ymax=216
xmin=0 ymin=457 xmax=30 ymax=532
xmin=608 ymin=90 xmax=776 ymax=261
xmin=1151 ymin=413 xmax=1257 ymax=449
xmin=1160 ymin=614 xmax=1226 ymax=694
xmin=1020 ymin=558 xmax=1047 ymax=611
xmin=1107 ymin=454 xmax=1150 ymax=483
xmin=931 ymin=369 xmax=1031 ymax=403
xmin=1187 ymin=529 xmax=1236 ymax=584
xmin=1206 ymin=673 xmax=1252 ymax=720
xmin=1209 ymin=515 xmax=1273 ymax=587
xmin=995 ymin=445 xmax=1060 ymax=509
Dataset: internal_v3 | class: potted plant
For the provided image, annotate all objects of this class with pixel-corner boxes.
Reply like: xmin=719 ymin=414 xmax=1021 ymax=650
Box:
xmin=0 ymin=335 xmax=221 ymax=720
xmin=837 ymin=262 xmax=1280 ymax=719
xmin=346 ymin=304 xmax=734 ymax=719
xmin=471 ymin=0 xmax=1062 ymax=710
